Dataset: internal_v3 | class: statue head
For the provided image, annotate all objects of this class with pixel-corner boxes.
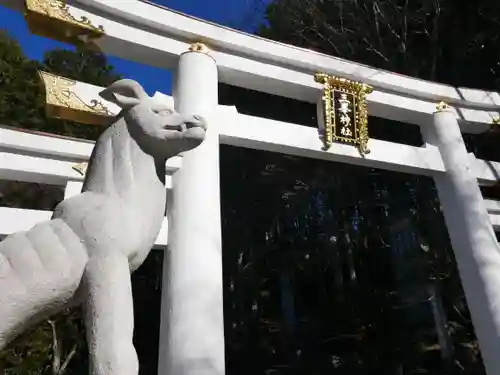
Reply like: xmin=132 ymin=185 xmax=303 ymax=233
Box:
xmin=99 ymin=79 xmax=207 ymax=159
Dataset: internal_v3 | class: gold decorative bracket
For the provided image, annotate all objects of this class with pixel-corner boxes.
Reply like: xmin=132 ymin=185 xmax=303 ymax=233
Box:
xmin=38 ymin=70 xmax=113 ymax=125
xmin=488 ymin=116 xmax=500 ymax=133
xmin=25 ymin=0 xmax=105 ymax=47
xmin=315 ymin=73 xmax=373 ymax=155
xmin=72 ymin=162 xmax=88 ymax=176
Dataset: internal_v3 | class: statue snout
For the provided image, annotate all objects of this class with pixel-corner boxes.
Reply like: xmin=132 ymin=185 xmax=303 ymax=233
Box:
xmin=185 ymin=114 xmax=207 ymax=131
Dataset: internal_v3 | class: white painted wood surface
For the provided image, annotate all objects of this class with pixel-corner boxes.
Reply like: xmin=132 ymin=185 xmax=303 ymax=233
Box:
xmin=72 ymin=0 xmax=500 ymax=109
xmin=0 ymin=152 xmax=85 ymax=185
xmin=2 ymin=107 xmax=500 ymax=187
xmin=484 ymin=199 xmax=500 ymax=214
xmin=1 ymin=0 xmax=499 ymax=131
xmin=159 ymin=48 xmax=225 ymax=375
xmin=422 ymin=110 xmax=500 ymax=375
xmin=0 ymin=126 xmax=94 ymax=159
xmin=221 ymin=111 xmax=447 ymax=176
xmin=1 ymin=120 xmax=500 ymax=244
xmin=485 ymin=200 xmax=500 ymax=231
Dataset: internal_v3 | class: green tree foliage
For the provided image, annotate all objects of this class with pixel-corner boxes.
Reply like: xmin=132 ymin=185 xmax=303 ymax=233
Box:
xmin=0 ymin=30 xmax=45 ymax=131
xmin=260 ymin=0 xmax=500 ymax=89
xmin=257 ymin=0 xmax=500 ymax=160
xmin=0 ymin=29 xmax=121 ymax=141
xmin=43 ymin=48 xmax=120 ymax=88
xmin=0 ymin=309 xmax=87 ymax=375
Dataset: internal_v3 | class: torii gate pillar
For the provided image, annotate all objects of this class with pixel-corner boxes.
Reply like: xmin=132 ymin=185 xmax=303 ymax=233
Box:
xmin=423 ymin=108 xmax=500 ymax=375
xmin=158 ymin=44 xmax=225 ymax=375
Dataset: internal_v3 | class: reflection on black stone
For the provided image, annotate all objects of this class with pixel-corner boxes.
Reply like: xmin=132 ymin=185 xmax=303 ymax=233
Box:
xmin=220 ymin=145 xmax=484 ymax=375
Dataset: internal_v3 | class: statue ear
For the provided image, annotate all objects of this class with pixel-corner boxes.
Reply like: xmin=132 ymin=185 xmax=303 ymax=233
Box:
xmin=99 ymin=79 xmax=147 ymax=109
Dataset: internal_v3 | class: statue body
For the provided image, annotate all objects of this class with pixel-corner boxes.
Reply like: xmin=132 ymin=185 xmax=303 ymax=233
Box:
xmin=0 ymin=79 xmax=207 ymax=375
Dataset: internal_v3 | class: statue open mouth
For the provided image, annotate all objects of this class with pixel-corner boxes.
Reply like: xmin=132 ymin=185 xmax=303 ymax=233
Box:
xmin=185 ymin=115 xmax=207 ymax=130
xmin=174 ymin=115 xmax=207 ymax=136
xmin=182 ymin=124 xmax=206 ymax=139
xmin=162 ymin=115 xmax=206 ymax=133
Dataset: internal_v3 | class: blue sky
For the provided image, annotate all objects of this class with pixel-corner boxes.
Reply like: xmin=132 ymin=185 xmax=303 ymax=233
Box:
xmin=0 ymin=0 xmax=269 ymax=95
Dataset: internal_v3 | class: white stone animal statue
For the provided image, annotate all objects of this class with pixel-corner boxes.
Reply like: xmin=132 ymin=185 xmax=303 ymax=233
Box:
xmin=0 ymin=79 xmax=207 ymax=375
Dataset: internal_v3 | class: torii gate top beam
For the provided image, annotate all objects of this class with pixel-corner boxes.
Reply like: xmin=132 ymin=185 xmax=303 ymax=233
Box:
xmin=0 ymin=0 xmax=500 ymax=133
xmin=2 ymin=0 xmax=500 ymax=132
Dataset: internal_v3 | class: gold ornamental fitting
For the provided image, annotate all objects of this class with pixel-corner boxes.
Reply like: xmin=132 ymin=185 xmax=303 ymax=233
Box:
xmin=487 ymin=116 xmax=500 ymax=134
xmin=24 ymin=0 xmax=105 ymax=48
xmin=72 ymin=162 xmax=88 ymax=176
xmin=436 ymin=101 xmax=450 ymax=112
xmin=188 ymin=42 xmax=211 ymax=55
xmin=38 ymin=70 xmax=113 ymax=126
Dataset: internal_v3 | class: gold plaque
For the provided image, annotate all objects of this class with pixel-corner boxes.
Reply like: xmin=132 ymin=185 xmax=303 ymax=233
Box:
xmin=315 ymin=73 xmax=373 ymax=154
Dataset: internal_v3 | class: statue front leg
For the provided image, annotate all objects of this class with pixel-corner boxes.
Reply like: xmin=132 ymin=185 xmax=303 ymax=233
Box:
xmin=83 ymin=253 xmax=138 ymax=375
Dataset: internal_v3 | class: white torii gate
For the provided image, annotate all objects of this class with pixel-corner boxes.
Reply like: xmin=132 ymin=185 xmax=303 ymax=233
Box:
xmin=2 ymin=1 xmax=500 ymax=374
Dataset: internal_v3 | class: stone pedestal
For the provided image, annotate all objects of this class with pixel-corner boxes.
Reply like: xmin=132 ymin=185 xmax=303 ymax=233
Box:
xmin=422 ymin=109 xmax=500 ymax=375
xmin=158 ymin=46 xmax=225 ymax=375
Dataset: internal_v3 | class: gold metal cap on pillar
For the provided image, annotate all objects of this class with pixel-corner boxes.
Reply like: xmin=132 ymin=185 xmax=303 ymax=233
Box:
xmin=184 ymin=42 xmax=216 ymax=62
xmin=188 ymin=42 xmax=211 ymax=55
xmin=435 ymin=101 xmax=450 ymax=112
